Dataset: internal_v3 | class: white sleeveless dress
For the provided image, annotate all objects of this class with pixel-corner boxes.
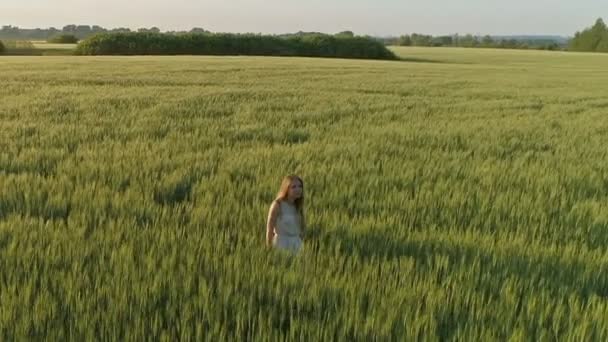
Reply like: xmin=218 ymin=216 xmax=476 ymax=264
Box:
xmin=272 ymin=201 xmax=303 ymax=254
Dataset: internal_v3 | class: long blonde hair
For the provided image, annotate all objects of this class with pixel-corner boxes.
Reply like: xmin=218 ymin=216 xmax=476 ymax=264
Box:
xmin=274 ymin=174 xmax=305 ymax=230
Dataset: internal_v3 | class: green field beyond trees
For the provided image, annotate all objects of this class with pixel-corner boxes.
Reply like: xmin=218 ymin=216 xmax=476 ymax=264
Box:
xmin=0 ymin=47 xmax=607 ymax=340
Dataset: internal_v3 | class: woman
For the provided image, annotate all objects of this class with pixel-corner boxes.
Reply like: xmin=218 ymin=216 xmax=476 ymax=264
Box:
xmin=266 ymin=174 xmax=306 ymax=254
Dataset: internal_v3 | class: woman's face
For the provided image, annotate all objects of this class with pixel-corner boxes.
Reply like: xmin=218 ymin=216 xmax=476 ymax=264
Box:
xmin=288 ymin=179 xmax=303 ymax=199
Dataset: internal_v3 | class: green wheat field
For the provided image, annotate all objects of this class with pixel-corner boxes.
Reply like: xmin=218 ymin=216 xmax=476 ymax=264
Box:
xmin=0 ymin=47 xmax=607 ymax=340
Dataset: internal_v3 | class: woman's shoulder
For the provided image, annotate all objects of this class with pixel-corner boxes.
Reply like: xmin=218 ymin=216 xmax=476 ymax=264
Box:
xmin=270 ymin=199 xmax=284 ymax=211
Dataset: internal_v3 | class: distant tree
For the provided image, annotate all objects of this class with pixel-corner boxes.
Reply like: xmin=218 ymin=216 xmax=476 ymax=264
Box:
xmin=1 ymin=25 xmax=19 ymax=39
xmin=544 ymin=43 xmax=558 ymax=50
xmin=398 ymin=35 xmax=412 ymax=46
xmin=0 ymin=25 xmax=127 ymax=40
xmin=76 ymin=25 xmax=92 ymax=35
xmin=92 ymin=25 xmax=107 ymax=33
xmin=0 ymin=40 xmax=5 ymax=54
xmin=62 ymin=25 xmax=77 ymax=33
xmin=569 ymin=18 xmax=608 ymax=52
xmin=481 ymin=35 xmax=494 ymax=47
xmin=138 ymin=27 xmax=161 ymax=33
xmin=48 ymin=34 xmax=78 ymax=44
xmin=190 ymin=27 xmax=208 ymax=33
xmin=110 ymin=27 xmax=132 ymax=33
xmin=433 ymin=36 xmax=453 ymax=46
xmin=596 ymin=33 xmax=608 ymax=52
xmin=335 ymin=31 xmax=354 ymax=38
xmin=378 ymin=36 xmax=399 ymax=46
xmin=410 ymin=33 xmax=433 ymax=46
xmin=459 ymin=34 xmax=478 ymax=47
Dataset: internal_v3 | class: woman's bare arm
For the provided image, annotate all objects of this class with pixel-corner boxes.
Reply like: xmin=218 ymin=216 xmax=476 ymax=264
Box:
xmin=300 ymin=213 xmax=306 ymax=239
xmin=266 ymin=201 xmax=279 ymax=247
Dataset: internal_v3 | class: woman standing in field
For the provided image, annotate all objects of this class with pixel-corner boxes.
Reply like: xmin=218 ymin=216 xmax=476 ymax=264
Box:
xmin=266 ymin=175 xmax=305 ymax=254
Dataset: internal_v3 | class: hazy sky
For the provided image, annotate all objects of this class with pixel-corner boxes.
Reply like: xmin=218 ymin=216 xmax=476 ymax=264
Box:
xmin=4 ymin=0 xmax=606 ymax=36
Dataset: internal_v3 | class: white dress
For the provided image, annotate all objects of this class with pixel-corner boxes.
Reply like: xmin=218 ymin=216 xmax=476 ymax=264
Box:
xmin=272 ymin=201 xmax=303 ymax=254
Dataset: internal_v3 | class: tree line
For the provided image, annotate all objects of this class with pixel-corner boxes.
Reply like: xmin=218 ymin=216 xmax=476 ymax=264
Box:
xmin=568 ymin=18 xmax=608 ymax=52
xmin=75 ymin=32 xmax=397 ymax=60
xmin=2 ymin=18 xmax=608 ymax=54
xmin=378 ymin=34 xmax=564 ymax=51
xmin=0 ymin=25 xmax=210 ymax=40
xmin=385 ymin=18 xmax=608 ymax=53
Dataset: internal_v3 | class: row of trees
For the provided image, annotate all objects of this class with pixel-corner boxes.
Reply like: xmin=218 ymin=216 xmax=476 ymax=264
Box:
xmin=47 ymin=34 xmax=79 ymax=44
xmin=381 ymin=33 xmax=563 ymax=50
xmin=75 ymin=32 xmax=397 ymax=60
xmin=387 ymin=18 xmax=608 ymax=53
xmin=569 ymin=18 xmax=608 ymax=52
xmin=0 ymin=25 xmax=211 ymax=40
xmin=3 ymin=19 xmax=607 ymax=54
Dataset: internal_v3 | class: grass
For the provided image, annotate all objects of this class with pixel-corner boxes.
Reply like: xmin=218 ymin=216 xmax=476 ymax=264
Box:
xmin=0 ymin=47 xmax=607 ymax=340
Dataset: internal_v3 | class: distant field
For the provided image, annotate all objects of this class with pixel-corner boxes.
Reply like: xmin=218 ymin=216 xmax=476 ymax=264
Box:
xmin=0 ymin=48 xmax=607 ymax=340
xmin=1 ymin=40 xmax=76 ymax=55
xmin=31 ymin=41 xmax=78 ymax=50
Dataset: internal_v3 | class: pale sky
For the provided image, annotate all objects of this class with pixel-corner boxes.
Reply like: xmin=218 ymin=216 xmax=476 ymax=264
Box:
xmin=3 ymin=0 xmax=606 ymax=37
